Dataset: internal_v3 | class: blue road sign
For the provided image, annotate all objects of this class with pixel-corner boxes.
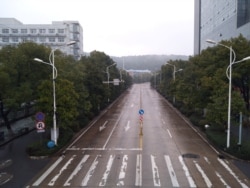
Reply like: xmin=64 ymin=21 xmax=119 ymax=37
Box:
xmin=35 ymin=112 xmax=45 ymax=121
xmin=139 ymin=109 xmax=144 ymax=115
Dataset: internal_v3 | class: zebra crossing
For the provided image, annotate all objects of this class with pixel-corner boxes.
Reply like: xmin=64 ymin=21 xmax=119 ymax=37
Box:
xmin=28 ymin=152 xmax=249 ymax=187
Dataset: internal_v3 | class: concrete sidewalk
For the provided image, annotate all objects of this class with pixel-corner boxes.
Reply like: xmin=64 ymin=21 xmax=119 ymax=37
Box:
xmin=0 ymin=117 xmax=35 ymax=147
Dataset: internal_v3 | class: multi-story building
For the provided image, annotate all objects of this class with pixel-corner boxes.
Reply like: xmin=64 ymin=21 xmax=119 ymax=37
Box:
xmin=0 ymin=18 xmax=83 ymax=59
xmin=194 ymin=0 xmax=250 ymax=55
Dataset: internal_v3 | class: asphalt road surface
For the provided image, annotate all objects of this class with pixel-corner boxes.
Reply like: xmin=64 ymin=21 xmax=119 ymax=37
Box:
xmin=26 ymin=83 xmax=250 ymax=187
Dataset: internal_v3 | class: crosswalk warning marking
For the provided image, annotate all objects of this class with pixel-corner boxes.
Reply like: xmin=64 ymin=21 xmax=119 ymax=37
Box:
xmin=164 ymin=155 xmax=180 ymax=187
xmin=99 ymin=155 xmax=115 ymax=186
xmin=194 ymin=160 xmax=212 ymax=187
xmin=117 ymin=155 xmax=128 ymax=186
xmin=64 ymin=155 xmax=90 ymax=186
xmin=135 ymin=154 xmax=142 ymax=186
xmin=82 ymin=155 xmax=100 ymax=186
xmin=48 ymin=155 xmax=76 ymax=186
xmin=178 ymin=156 xmax=196 ymax=188
xmin=32 ymin=156 xmax=64 ymax=186
xmin=151 ymin=155 xmax=161 ymax=186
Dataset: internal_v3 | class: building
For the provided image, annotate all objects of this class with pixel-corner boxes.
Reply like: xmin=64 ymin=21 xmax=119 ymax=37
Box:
xmin=0 ymin=18 xmax=83 ymax=59
xmin=194 ymin=0 xmax=250 ymax=55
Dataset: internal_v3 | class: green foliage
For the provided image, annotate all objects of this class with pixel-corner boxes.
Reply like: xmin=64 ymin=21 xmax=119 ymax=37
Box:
xmin=156 ymin=35 xmax=250 ymax=130
xmin=36 ymin=79 xmax=79 ymax=129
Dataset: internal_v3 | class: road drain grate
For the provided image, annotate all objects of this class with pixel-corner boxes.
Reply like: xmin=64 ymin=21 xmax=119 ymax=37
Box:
xmin=182 ymin=153 xmax=200 ymax=159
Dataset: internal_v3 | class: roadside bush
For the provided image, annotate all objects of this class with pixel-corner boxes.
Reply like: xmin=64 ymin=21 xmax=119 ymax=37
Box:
xmin=27 ymin=128 xmax=74 ymax=156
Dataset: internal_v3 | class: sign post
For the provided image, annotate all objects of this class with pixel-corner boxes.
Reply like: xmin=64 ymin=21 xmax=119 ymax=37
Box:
xmin=35 ymin=112 xmax=45 ymax=133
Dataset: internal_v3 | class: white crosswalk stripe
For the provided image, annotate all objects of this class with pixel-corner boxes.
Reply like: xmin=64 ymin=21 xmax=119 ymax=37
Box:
xmin=164 ymin=155 xmax=179 ymax=187
xmin=28 ymin=153 xmax=249 ymax=187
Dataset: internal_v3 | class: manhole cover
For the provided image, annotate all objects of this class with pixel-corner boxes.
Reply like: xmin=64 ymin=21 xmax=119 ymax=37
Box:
xmin=0 ymin=172 xmax=13 ymax=186
xmin=182 ymin=153 xmax=200 ymax=159
xmin=0 ymin=159 xmax=12 ymax=170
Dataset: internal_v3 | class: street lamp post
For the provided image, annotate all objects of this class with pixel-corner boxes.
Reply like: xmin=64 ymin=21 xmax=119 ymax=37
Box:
xmin=206 ymin=39 xmax=250 ymax=148
xmin=165 ymin=63 xmax=183 ymax=103
xmin=34 ymin=41 xmax=75 ymax=146
xmin=106 ymin=63 xmax=116 ymax=102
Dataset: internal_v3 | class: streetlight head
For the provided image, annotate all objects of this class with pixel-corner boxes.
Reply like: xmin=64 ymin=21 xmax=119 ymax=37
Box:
xmin=67 ymin=41 xmax=76 ymax=46
xmin=206 ymin=39 xmax=217 ymax=44
xmin=34 ymin=58 xmax=44 ymax=63
xmin=242 ymin=56 xmax=250 ymax=61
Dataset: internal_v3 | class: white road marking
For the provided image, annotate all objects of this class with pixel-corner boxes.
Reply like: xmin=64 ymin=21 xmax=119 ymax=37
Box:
xmin=99 ymin=121 xmax=108 ymax=132
xmin=117 ymin=155 xmax=128 ymax=186
xmin=125 ymin=121 xmax=130 ymax=132
xmin=162 ymin=119 xmax=166 ymax=124
xmin=32 ymin=156 xmax=64 ymax=186
xmin=99 ymin=155 xmax=115 ymax=186
xmin=194 ymin=160 xmax=212 ymax=187
xmin=178 ymin=156 xmax=196 ymax=187
xmin=151 ymin=155 xmax=161 ymax=186
xmin=164 ymin=155 xmax=179 ymax=187
xmin=215 ymin=171 xmax=230 ymax=188
xmin=81 ymin=155 xmax=100 ymax=186
xmin=135 ymin=154 xmax=142 ymax=186
xmin=217 ymin=158 xmax=248 ymax=188
xmin=64 ymin=155 xmax=90 ymax=186
xmin=66 ymin=147 xmax=142 ymax=151
xmin=204 ymin=156 xmax=210 ymax=164
xmin=167 ymin=129 xmax=172 ymax=138
xmin=48 ymin=155 xmax=76 ymax=186
xmin=102 ymin=114 xmax=122 ymax=149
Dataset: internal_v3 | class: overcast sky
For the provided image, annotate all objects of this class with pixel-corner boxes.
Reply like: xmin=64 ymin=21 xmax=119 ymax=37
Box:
xmin=1 ymin=0 xmax=194 ymax=57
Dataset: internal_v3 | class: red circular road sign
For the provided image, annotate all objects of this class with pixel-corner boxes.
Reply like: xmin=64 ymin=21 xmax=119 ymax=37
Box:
xmin=36 ymin=121 xmax=45 ymax=130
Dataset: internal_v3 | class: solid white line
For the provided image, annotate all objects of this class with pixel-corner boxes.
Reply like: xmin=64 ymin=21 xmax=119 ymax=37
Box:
xmin=32 ymin=156 xmax=64 ymax=186
xmin=194 ymin=160 xmax=212 ymax=187
xmin=64 ymin=155 xmax=89 ymax=186
xmin=81 ymin=155 xmax=100 ymax=186
xmin=66 ymin=147 xmax=142 ymax=151
xmin=217 ymin=158 xmax=248 ymax=188
xmin=48 ymin=155 xmax=76 ymax=186
xmin=135 ymin=154 xmax=142 ymax=186
xmin=102 ymin=114 xmax=122 ymax=149
xmin=99 ymin=155 xmax=115 ymax=186
xmin=164 ymin=155 xmax=179 ymax=187
xmin=167 ymin=129 xmax=172 ymax=138
xmin=117 ymin=155 xmax=128 ymax=186
xmin=151 ymin=155 xmax=161 ymax=186
xmin=178 ymin=156 xmax=196 ymax=187
xmin=67 ymin=120 xmax=97 ymax=148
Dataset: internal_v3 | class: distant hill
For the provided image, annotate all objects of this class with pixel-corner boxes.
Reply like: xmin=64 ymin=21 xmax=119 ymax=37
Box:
xmin=111 ymin=55 xmax=189 ymax=71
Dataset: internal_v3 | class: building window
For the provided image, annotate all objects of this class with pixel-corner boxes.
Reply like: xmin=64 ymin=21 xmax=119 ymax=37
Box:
xmin=237 ymin=0 xmax=250 ymax=28
xmin=2 ymin=37 xmax=9 ymax=42
xmin=39 ymin=29 xmax=46 ymax=34
xmin=39 ymin=37 xmax=46 ymax=42
xmin=58 ymin=29 xmax=64 ymax=33
xmin=2 ymin=29 xmax=9 ymax=33
xmin=49 ymin=29 xmax=55 ymax=33
xmin=21 ymin=29 xmax=27 ymax=34
xmin=21 ymin=37 xmax=28 ymax=42
xmin=12 ymin=37 xmax=18 ymax=42
xmin=30 ymin=29 xmax=37 ymax=34
xmin=58 ymin=37 xmax=65 ymax=42
xmin=30 ymin=37 xmax=37 ymax=42
xmin=12 ymin=29 xmax=18 ymax=33
xmin=49 ymin=37 xmax=55 ymax=42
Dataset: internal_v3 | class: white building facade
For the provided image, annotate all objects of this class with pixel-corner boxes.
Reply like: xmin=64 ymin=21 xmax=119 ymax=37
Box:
xmin=0 ymin=18 xmax=83 ymax=59
xmin=194 ymin=0 xmax=250 ymax=55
